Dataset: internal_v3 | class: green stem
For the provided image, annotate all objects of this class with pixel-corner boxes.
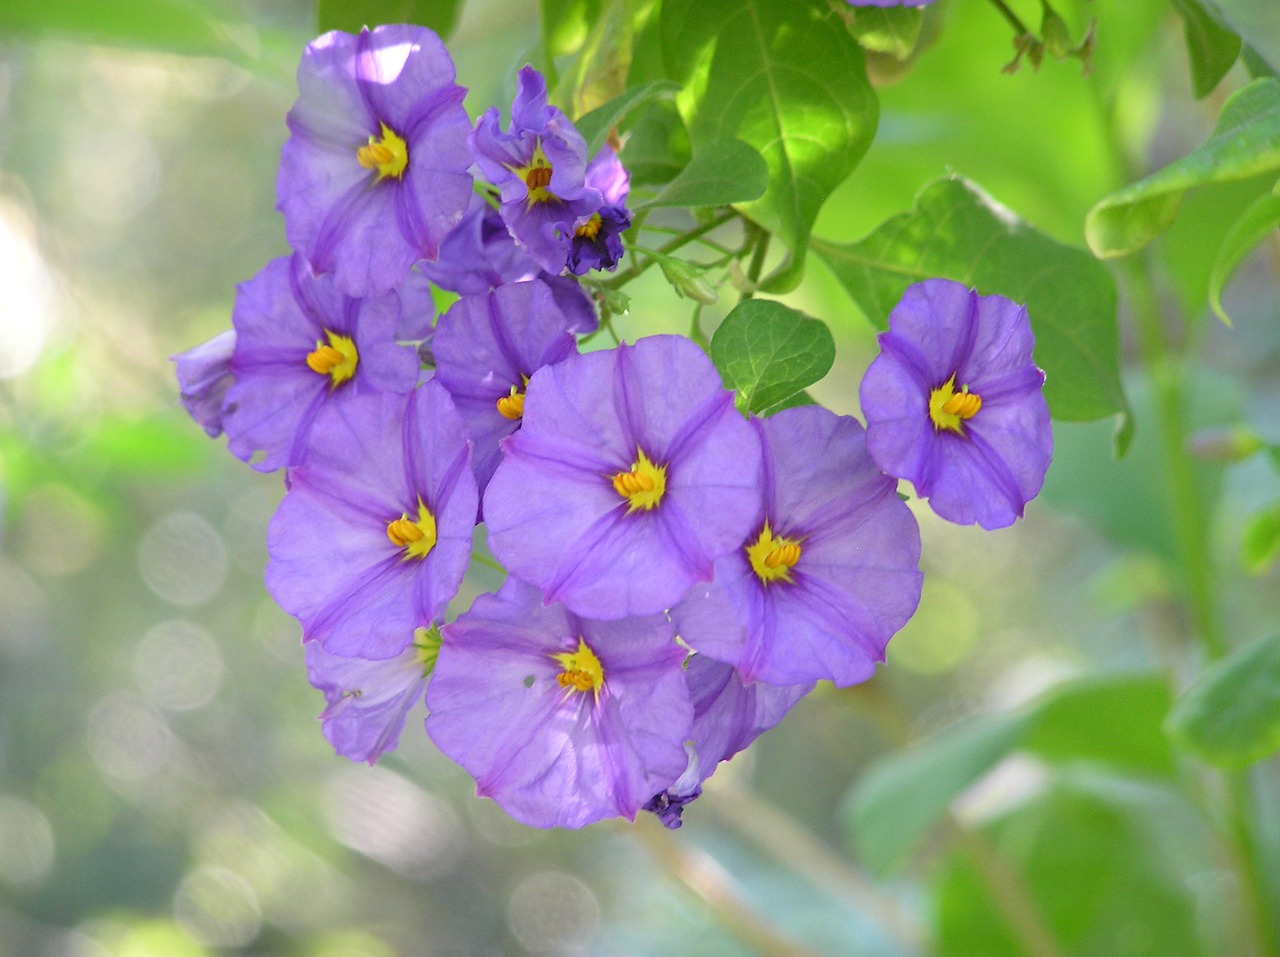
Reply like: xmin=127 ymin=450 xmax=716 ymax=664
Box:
xmin=708 ymin=783 xmax=929 ymax=954
xmin=606 ymin=211 xmax=737 ymax=289
xmin=626 ymin=816 xmax=831 ymax=957
xmin=985 ymin=0 xmax=1032 ymax=34
xmin=740 ymin=228 xmax=770 ymax=302
xmin=688 ymin=303 xmax=708 ymax=350
xmin=1126 ymin=255 xmax=1277 ymax=956
xmin=949 ymin=821 xmax=1068 ymax=957
xmin=1123 ymin=257 xmax=1224 ymax=659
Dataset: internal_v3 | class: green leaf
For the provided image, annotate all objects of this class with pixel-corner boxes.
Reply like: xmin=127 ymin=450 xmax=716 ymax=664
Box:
xmin=1023 ymin=673 xmax=1176 ymax=778
xmin=937 ymin=779 xmax=1212 ymax=957
xmin=1241 ymin=501 xmax=1280 ymax=573
xmin=574 ymin=81 xmax=681 ymax=157
xmin=1207 ymin=183 xmax=1280 ymax=325
xmin=1167 ymin=633 xmax=1280 ymax=767
xmin=661 ymin=0 xmax=878 ymax=292
xmin=709 ymin=300 xmax=836 ymax=415
xmin=1212 ymin=0 xmax=1280 ymax=74
xmin=1170 ymin=0 xmax=1243 ymax=98
xmin=848 ymin=7 xmax=924 ymax=60
xmin=639 ymin=138 xmax=768 ymax=209
xmin=1086 ymin=78 xmax=1280 ymax=258
xmin=844 ymin=712 xmax=1029 ymax=874
xmin=541 ymin=0 xmax=603 ymax=60
xmin=0 ymin=0 xmax=249 ymax=57
xmin=811 ymin=176 xmax=1127 ymax=425
xmin=318 ymin=0 xmax=464 ymax=37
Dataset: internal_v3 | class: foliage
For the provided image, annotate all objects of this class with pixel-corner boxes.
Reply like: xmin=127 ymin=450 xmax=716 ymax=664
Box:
xmin=3 ymin=0 xmax=1280 ymax=956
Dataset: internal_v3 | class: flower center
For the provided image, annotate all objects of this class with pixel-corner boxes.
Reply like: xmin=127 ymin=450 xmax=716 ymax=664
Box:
xmin=611 ymin=448 xmax=667 ymax=512
xmin=305 ymin=330 xmax=359 ymax=387
xmin=575 ymin=214 xmax=602 ymax=240
xmin=386 ymin=498 xmax=437 ymax=560
xmin=413 ymin=625 xmax=442 ymax=676
xmin=356 ymin=122 xmax=409 ymax=181
xmin=928 ymin=373 xmax=983 ymax=434
xmin=746 ymin=520 xmax=803 ymax=584
xmin=496 ymin=375 xmax=530 ymax=420
xmin=552 ymin=637 xmax=605 ymax=698
xmin=512 ymin=141 xmax=555 ymax=205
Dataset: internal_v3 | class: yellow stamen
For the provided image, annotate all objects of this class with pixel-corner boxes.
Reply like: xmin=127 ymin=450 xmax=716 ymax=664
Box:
xmin=611 ymin=449 xmax=667 ymax=512
xmin=510 ymin=141 xmax=555 ymax=206
xmin=746 ymin=521 xmax=803 ymax=585
xmin=356 ymin=122 xmax=409 ymax=181
xmin=928 ymin=373 xmax=982 ymax=434
xmin=575 ymin=214 xmax=602 ymax=240
xmin=305 ymin=330 xmax=359 ymax=387
xmin=386 ymin=498 xmax=437 ymax=560
xmin=496 ymin=385 xmax=525 ymax=420
xmin=551 ymin=637 xmax=605 ymax=699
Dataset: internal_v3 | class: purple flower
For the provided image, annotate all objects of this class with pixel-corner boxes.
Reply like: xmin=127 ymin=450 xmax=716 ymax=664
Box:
xmin=483 ymin=335 xmax=763 ymax=619
xmin=418 ymin=192 xmax=541 ymax=295
xmin=469 ymin=66 xmax=602 ymax=274
xmin=278 ymin=25 xmax=473 ymax=297
xmin=859 ymin=279 xmax=1052 ymax=530
xmin=265 ymin=381 xmax=478 ymax=659
xmin=305 ymin=627 xmax=439 ymax=764
xmin=223 ymin=254 xmax=430 ymax=473
xmin=424 ymin=578 xmax=692 ymax=828
xmin=672 ymin=406 xmax=923 ymax=687
xmin=432 ymin=279 xmax=579 ymax=494
xmin=568 ymin=145 xmax=632 ymax=275
xmin=172 ymin=329 xmax=235 ymax=437
xmin=644 ymin=655 xmax=811 ymax=828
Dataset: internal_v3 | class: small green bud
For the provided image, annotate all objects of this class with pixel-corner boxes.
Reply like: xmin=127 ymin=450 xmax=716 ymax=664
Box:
xmin=659 ymin=256 xmax=719 ymax=306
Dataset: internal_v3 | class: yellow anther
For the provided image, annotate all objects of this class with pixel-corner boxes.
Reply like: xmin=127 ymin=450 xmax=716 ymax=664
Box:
xmin=575 ymin=214 xmax=602 ymax=240
xmin=386 ymin=517 xmax=424 ymax=546
xmin=551 ymin=637 xmax=605 ymax=699
xmin=928 ymin=373 xmax=982 ymax=435
xmin=305 ymin=330 xmax=359 ymax=387
xmin=746 ymin=521 xmax=803 ymax=585
xmin=386 ymin=498 xmax=437 ymax=560
xmin=611 ymin=449 xmax=666 ymax=512
xmin=496 ymin=386 xmax=525 ymax=420
xmin=356 ymin=122 xmax=409 ymax=181
xmin=942 ymin=390 xmax=982 ymax=419
xmin=764 ymin=542 xmax=802 ymax=569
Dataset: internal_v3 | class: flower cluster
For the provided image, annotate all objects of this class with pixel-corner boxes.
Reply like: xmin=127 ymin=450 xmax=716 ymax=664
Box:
xmin=173 ymin=24 xmax=1052 ymax=830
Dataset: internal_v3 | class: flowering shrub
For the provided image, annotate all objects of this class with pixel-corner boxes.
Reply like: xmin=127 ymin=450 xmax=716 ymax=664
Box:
xmin=169 ymin=19 xmax=1064 ymax=830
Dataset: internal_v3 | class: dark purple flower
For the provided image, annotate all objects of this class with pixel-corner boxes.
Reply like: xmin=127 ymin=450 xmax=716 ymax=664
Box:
xmin=278 ymin=25 xmax=473 ymax=297
xmin=859 ymin=279 xmax=1052 ymax=530
xmin=172 ymin=329 xmax=235 ymax=437
xmin=425 ymin=578 xmax=692 ymax=828
xmin=672 ymin=406 xmax=923 ymax=687
xmin=483 ymin=335 xmax=763 ymax=619
xmin=418 ymin=192 xmax=541 ymax=296
xmin=568 ymin=145 xmax=631 ymax=275
xmin=644 ymin=655 xmax=811 ymax=829
xmin=223 ymin=254 xmax=430 ymax=473
xmin=265 ymin=381 xmax=478 ymax=659
xmin=432 ymin=279 xmax=579 ymax=494
xmin=469 ymin=66 xmax=602 ymax=274
xmin=305 ymin=627 xmax=439 ymax=764
xmin=542 ymin=274 xmax=599 ymax=335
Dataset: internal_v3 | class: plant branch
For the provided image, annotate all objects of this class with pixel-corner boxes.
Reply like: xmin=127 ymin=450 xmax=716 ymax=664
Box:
xmin=627 ymin=815 xmax=829 ymax=957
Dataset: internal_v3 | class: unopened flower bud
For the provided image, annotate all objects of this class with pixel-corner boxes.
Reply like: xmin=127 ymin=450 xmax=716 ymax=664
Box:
xmin=659 ymin=256 xmax=719 ymax=305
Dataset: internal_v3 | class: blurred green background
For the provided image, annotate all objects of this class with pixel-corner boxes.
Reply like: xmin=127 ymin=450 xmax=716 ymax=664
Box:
xmin=1 ymin=1 xmax=1278 ymax=955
